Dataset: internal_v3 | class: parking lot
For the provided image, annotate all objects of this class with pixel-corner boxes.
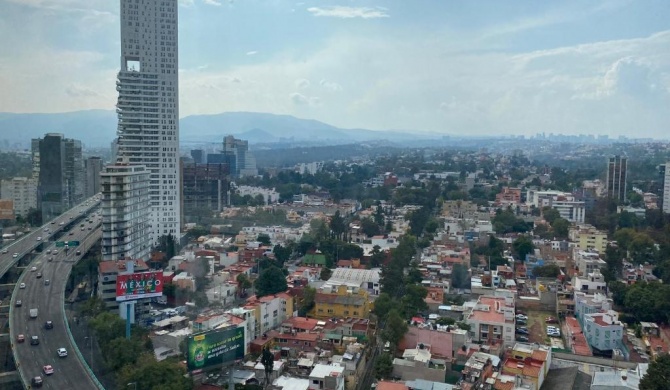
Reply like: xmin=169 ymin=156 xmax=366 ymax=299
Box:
xmin=518 ymin=310 xmax=561 ymax=344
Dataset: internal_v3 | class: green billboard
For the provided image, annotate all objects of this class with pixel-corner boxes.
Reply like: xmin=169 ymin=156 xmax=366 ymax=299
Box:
xmin=187 ymin=327 xmax=244 ymax=371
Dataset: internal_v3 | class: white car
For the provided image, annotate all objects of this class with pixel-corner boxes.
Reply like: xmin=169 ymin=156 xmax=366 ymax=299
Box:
xmin=1 ymin=249 xmax=7 ymax=254
xmin=57 ymin=348 xmax=68 ymax=357
xmin=30 ymin=266 xmax=37 ymax=272
xmin=36 ymin=237 xmax=42 ymax=241
xmin=12 ymin=253 xmax=18 ymax=258
xmin=59 ymin=222 xmax=64 ymax=226
xmin=19 ymin=283 xmax=26 ymax=289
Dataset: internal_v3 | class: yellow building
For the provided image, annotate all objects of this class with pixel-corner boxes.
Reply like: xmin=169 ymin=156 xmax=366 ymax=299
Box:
xmin=501 ymin=343 xmax=552 ymax=390
xmin=570 ymin=225 xmax=608 ymax=254
xmin=244 ymin=292 xmax=295 ymax=338
xmin=313 ymin=285 xmax=372 ymax=319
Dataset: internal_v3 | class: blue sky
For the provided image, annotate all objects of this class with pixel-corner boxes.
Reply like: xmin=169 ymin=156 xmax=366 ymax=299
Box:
xmin=0 ymin=0 xmax=669 ymax=137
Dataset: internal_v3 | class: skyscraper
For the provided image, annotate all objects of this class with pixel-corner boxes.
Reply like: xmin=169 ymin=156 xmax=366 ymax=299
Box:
xmin=661 ymin=163 xmax=670 ymax=213
xmin=606 ymin=155 xmax=627 ymax=201
xmin=84 ymin=156 xmax=103 ymax=197
xmin=32 ymin=133 xmax=83 ymax=222
xmin=223 ymin=135 xmax=257 ymax=177
xmin=116 ymin=0 xmax=181 ymax=246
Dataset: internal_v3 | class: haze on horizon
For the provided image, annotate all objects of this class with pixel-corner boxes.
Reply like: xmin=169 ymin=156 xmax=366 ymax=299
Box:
xmin=0 ymin=0 xmax=669 ymax=138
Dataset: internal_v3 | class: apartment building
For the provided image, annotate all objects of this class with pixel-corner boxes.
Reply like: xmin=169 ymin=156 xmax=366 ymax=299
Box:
xmin=569 ymin=224 xmax=608 ymax=254
xmin=574 ymin=292 xmax=612 ymax=320
xmin=0 ymin=177 xmax=37 ymax=218
xmin=97 ymin=260 xmax=150 ymax=313
xmin=313 ymin=285 xmax=372 ymax=320
xmin=465 ymin=295 xmax=516 ymax=346
xmin=501 ymin=343 xmax=552 ymax=390
xmin=244 ymin=293 xmax=294 ymax=338
xmin=583 ymin=310 xmax=624 ymax=354
xmin=574 ymin=250 xmax=607 ymax=277
xmin=573 ymin=270 xmax=607 ymax=293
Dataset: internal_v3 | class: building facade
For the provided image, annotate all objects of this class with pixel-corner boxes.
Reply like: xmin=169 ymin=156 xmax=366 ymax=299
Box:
xmin=606 ymin=155 xmax=627 ymax=201
xmin=0 ymin=177 xmax=37 ymax=218
xmin=84 ymin=156 xmax=103 ymax=198
xmin=583 ymin=310 xmax=624 ymax=354
xmin=574 ymin=292 xmax=612 ymax=320
xmin=98 ymin=260 xmax=151 ymax=315
xmin=181 ymin=162 xmax=230 ymax=221
xmin=313 ymin=285 xmax=372 ymax=320
xmin=465 ymin=295 xmax=516 ymax=346
xmin=570 ymin=225 xmax=608 ymax=254
xmin=100 ymin=163 xmax=151 ymax=262
xmin=223 ymin=135 xmax=257 ymax=177
xmin=116 ymin=0 xmax=181 ymax=246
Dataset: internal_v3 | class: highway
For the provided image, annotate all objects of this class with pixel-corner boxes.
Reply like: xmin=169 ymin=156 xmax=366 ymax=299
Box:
xmin=0 ymin=195 xmax=101 ymax=278
xmin=10 ymin=207 xmax=104 ymax=390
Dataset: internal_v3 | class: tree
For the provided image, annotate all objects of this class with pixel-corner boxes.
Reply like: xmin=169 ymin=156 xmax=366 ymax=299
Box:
xmin=425 ymin=218 xmax=440 ymax=235
xmin=261 ymin=347 xmax=275 ymax=387
xmin=117 ymin=352 xmax=192 ymax=390
xmin=25 ymin=207 xmax=42 ymax=226
xmin=107 ymin=337 xmax=144 ymax=370
xmin=237 ymin=273 xmax=252 ymax=297
xmin=360 ymin=217 xmax=380 ymax=237
xmin=257 ymin=233 xmax=272 ymax=246
xmin=542 ymin=207 xmax=561 ymax=224
xmin=299 ymin=286 xmax=316 ymax=316
xmin=273 ymin=244 xmax=292 ymax=266
xmin=329 ymin=210 xmax=347 ymax=240
xmin=255 ymin=266 xmax=288 ymax=297
xmin=512 ymin=235 xmax=535 ymax=262
xmin=320 ymin=267 xmax=332 ymax=281
xmin=374 ymin=353 xmax=394 ymax=379
xmin=451 ymin=264 xmax=470 ymax=289
xmin=157 ymin=234 xmax=177 ymax=260
xmin=401 ymin=284 xmax=428 ymax=318
xmin=369 ymin=245 xmax=386 ymax=268
xmin=640 ymin=354 xmax=670 ymax=390
xmin=551 ymin=218 xmax=570 ymax=239
xmin=373 ymin=293 xmax=394 ymax=320
xmin=381 ymin=309 xmax=408 ymax=350
xmin=532 ymin=264 xmax=560 ymax=278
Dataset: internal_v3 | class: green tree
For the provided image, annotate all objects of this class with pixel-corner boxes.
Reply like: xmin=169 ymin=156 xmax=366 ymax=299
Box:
xmin=640 ymin=354 xmax=670 ymax=390
xmin=257 ymin=233 xmax=272 ymax=246
xmin=261 ymin=347 xmax=275 ymax=386
xmin=512 ymin=235 xmax=535 ymax=262
xmin=425 ymin=218 xmax=440 ymax=235
xmin=373 ymin=293 xmax=394 ymax=319
xmin=107 ymin=337 xmax=144 ymax=370
xmin=369 ymin=245 xmax=386 ymax=268
xmin=299 ymin=286 xmax=316 ymax=316
xmin=532 ymin=264 xmax=560 ymax=278
xmin=329 ymin=210 xmax=347 ymax=240
xmin=255 ymin=266 xmax=288 ymax=297
xmin=551 ymin=218 xmax=570 ymax=239
xmin=320 ymin=267 xmax=332 ymax=281
xmin=451 ymin=264 xmax=470 ymax=289
xmin=542 ymin=207 xmax=561 ymax=224
xmin=273 ymin=244 xmax=292 ymax=266
xmin=360 ymin=217 xmax=380 ymax=237
xmin=374 ymin=353 xmax=394 ymax=379
xmin=401 ymin=284 xmax=428 ymax=317
xmin=381 ymin=309 xmax=408 ymax=350
xmin=237 ymin=273 xmax=252 ymax=296
xmin=117 ymin=353 xmax=193 ymax=390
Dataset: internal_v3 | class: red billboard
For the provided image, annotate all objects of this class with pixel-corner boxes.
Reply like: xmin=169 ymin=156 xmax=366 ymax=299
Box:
xmin=116 ymin=271 xmax=164 ymax=302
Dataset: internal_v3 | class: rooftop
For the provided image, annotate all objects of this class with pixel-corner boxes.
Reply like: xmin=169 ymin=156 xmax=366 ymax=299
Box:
xmin=309 ymin=364 xmax=344 ymax=379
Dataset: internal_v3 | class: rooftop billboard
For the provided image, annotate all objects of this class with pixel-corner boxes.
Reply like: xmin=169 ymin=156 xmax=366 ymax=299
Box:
xmin=187 ymin=327 xmax=245 ymax=372
xmin=115 ymin=271 xmax=163 ymax=302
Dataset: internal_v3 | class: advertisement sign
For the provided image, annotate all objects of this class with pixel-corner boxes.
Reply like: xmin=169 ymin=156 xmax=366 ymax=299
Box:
xmin=0 ymin=200 xmax=15 ymax=220
xmin=115 ymin=271 xmax=164 ymax=302
xmin=187 ymin=327 xmax=245 ymax=371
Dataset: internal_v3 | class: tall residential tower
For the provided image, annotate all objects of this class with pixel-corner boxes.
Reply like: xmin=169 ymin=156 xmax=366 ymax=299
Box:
xmin=606 ymin=155 xmax=627 ymax=202
xmin=116 ymin=0 xmax=181 ymax=246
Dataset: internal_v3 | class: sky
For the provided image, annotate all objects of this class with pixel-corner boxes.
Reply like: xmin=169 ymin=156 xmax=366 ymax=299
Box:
xmin=0 ymin=0 xmax=669 ymax=138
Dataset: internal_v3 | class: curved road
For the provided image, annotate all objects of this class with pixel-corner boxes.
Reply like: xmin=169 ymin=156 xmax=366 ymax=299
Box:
xmin=11 ymin=212 xmax=103 ymax=389
xmin=0 ymin=195 xmax=101 ymax=277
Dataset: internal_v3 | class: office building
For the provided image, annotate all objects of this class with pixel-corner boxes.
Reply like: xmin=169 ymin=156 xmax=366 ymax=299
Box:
xmin=190 ymin=149 xmax=205 ymax=164
xmin=606 ymin=155 xmax=627 ymax=201
xmin=100 ymin=162 xmax=151 ymax=262
xmin=0 ymin=177 xmax=37 ymax=218
xmin=223 ymin=135 xmax=257 ymax=177
xmin=662 ymin=163 xmax=670 ymax=213
xmin=115 ymin=0 xmax=181 ymax=247
xmin=32 ymin=133 xmax=83 ymax=222
xmin=84 ymin=156 xmax=103 ymax=198
xmin=181 ymin=162 xmax=230 ymax=221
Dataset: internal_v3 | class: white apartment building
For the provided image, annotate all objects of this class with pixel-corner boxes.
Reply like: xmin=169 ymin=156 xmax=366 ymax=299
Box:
xmin=583 ymin=310 xmax=624 ymax=352
xmin=574 ymin=250 xmax=607 ymax=277
xmin=236 ymin=185 xmax=279 ymax=204
xmin=574 ymin=292 xmax=612 ymax=320
xmin=101 ymin=163 xmax=151 ymax=262
xmin=573 ymin=270 xmax=607 ymax=293
xmin=526 ymin=190 xmax=585 ymax=223
xmin=0 ymin=177 xmax=37 ymax=218
xmin=116 ymin=0 xmax=181 ymax=246
xmin=465 ymin=295 xmax=516 ymax=346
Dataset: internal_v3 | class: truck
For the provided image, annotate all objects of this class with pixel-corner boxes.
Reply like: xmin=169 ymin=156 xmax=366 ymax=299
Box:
xmin=29 ymin=308 xmax=38 ymax=318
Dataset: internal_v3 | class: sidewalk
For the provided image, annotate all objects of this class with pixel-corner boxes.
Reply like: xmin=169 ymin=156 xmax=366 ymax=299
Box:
xmin=65 ymin=304 xmax=117 ymax=390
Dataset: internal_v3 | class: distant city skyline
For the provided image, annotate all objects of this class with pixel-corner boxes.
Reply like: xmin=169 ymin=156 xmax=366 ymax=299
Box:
xmin=0 ymin=0 xmax=669 ymax=138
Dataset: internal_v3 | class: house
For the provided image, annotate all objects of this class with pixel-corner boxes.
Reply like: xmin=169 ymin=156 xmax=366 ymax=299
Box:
xmin=392 ymin=346 xmax=447 ymax=382
xmin=573 ymin=250 xmax=606 ymax=277
xmin=244 ymin=293 xmax=295 ymax=338
xmin=313 ymin=285 xmax=372 ymax=319
xmin=308 ymin=364 xmax=345 ymax=390
xmin=400 ymin=326 xmax=468 ymax=359
xmin=459 ymin=352 xmax=499 ymax=390
xmin=303 ymin=250 xmax=328 ymax=267
xmin=574 ymin=292 xmax=612 ymax=320
xmin=572 ymin=270 xmax=607 ymax=293
xmin=591 ymin=364 xmax=649 ymax=390
xmin=322 ymin=268 xmax=381 ymax=296
xmin=500 ymin=343 xmax=552 ymax=390
xmin=583 ymin=310 xmax=624 ymax=356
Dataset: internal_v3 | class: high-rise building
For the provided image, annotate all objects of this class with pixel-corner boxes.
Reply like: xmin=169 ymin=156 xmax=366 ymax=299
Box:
xmin=190 ymin=149 xmax=205 ymax=164
xmin=223 ymin=135 xmax=257 ymax=177
xmin=661 ymin=163 xmax=670 ymax=213
xmin=32 ymin=133 xmax=83 ymax=222
xmin=84 ymin=157 xmax=103 ymax=197
xmin=100 ymin=162 xmax=151 ymax=262
xmin=181 ymin=162 xmax=230 ymax=223
xmin=0 ymin=177 xmax=37 ymax=218
xmin=606 ymin=155 xmax=627 ymax=201
xmin=116 ymin=0 xmax=181 ymax=247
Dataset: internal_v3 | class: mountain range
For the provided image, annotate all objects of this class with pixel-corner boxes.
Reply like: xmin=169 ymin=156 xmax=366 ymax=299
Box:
xmin=0 ymin=110 xmax=437 ymax=148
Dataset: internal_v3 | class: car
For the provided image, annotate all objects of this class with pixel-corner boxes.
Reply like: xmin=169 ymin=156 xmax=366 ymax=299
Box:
xmin=44 ymin=228 xmax=49 ymax=232
xmin=516 ymin=314 xmax=528 ymax=321
xmin=516 ymin=328 xmax=529 ymax=335
xmin=30 ymin=266 xmax=37 ymax=272
xmin=17 ymin=334 xmax=25 ymax=343
xmin=15 ymin=300 xmax=22 ymax=307
xmin=36 ymin=272 xmax=42 ymax=279
xmin=546 ymin=325 xmax=559 ymax=331
xmin=545 ymin=316 xmax=558 ymax=324
xmin=1 ymin=249 xmax=7 ymax=254
xmin=31 ymin=376 xmax=43 ymax=388
xmin=516 ymin=335 xmax=530 ymax=342
xmin=52 ymin=250 xmax=58 ymax=254
xmin=30 ymin=335 xmax=39 ymax=345
xmin=57 ymin=348 xmax=68 ymax=357
xmin=51 ymin=221 xmax=55 ymax=225
xmin=46 ymin=250 xmax=51 ymax=255
xmin=69 ymin=231 xmax=74 ymax=236
xmin=45 ymin=321 xmax=53 ymax=330
xmin=45 ymin=279 xmax=50 ymax=286
xmin=36 ymin=237 xmax=42 ymax=241
xmin=43 ymin=365 xmax=54 ymax=375
xmin=48 ymin=257 xmax=53 ymax=262
xmin=517 ymin=319 xmax=527 ymax=325
xmin=12 ymin=253 xmax=18 ymax=258
xmin=59 ymin=222 xmax=64 ymax=226
xmin=19 ymin=283 xmax=26 ymax=289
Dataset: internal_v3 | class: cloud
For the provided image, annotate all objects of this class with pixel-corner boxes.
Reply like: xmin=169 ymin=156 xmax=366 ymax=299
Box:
xmin=246 ymin=51 xmax=258 ymax=56
xmin=203 ymin=0 xmax=222 ymax=6
xmin=290 ymin=92 xmax=309 ymax=105
xmin=319 ymin=79 xmax=342 ymax=91
xmin=307 ymin=6 xmax=389 ymax=19
xmin=65 ymin=84 xmax=100 ymax=98
xmin=600 ymin=57 xmax=660 ymax=97
xmin=295 ymin=78 xmax=311 ymax=88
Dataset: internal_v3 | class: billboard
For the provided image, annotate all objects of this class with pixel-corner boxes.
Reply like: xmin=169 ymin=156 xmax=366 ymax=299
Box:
xmin=115 ymin=271 xmax=164 ymax=302
xmin=187 ymin=327 xmax=245 ymax=371
xmin=0 ymin=200 xmax=14 ymax=221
